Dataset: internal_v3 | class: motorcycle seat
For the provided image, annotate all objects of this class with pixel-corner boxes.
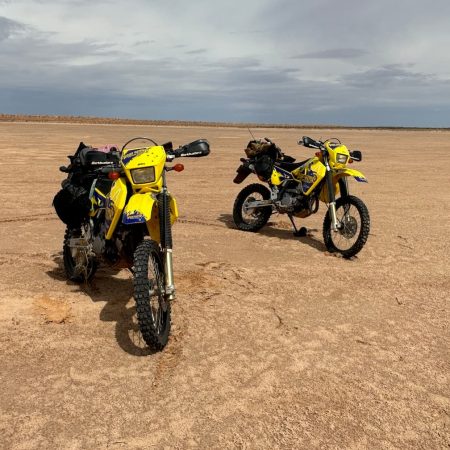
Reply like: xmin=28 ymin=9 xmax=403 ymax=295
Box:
xmin=276 ymin=159 xmax=309 ymax=171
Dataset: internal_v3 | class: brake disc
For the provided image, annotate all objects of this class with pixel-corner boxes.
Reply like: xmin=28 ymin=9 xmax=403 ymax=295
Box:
xmin=340 ymin=215 xmax=358 ymax=238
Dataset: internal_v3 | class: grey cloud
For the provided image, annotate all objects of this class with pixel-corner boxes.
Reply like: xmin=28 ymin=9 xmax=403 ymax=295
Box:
xmin=0 ymin=21 xmax=127 ymax=65
xmin=213 ymin=57 xmax=261 ymax=69
xmin=0 ymin=16 xmax=25 ymax=41
xmin=134 ymin=40 xmax=156 ymax=46
xmin=293 ymin=48 xmax=368 ymax=59
xmin=31 ymin=0 xmax=113 ymax=3
xmin=343 ymin=64 xmax=437 ymax=88
xmin=186 ymin=48 xmax=208 ymax=55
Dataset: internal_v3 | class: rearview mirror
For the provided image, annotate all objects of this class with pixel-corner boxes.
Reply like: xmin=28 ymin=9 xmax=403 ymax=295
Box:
xmin=350 ymin=150 xmax=362 ymax=161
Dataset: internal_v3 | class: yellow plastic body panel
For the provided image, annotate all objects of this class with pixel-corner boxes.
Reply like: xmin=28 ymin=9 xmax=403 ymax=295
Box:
xmin=270 ymin=170 xmax=283 ymax=185
xmin=292 ymin=158 xmax=326 ymax=195
xmin=105 ymin=177 xmax=128 ymax=240
xmin=121 ymin=146 xmax=166 ymax=192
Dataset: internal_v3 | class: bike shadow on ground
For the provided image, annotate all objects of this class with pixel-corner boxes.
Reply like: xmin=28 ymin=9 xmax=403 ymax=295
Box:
xmin=46 ymin=252 xmax=155 ymax=356
xmin=217 ymin=213 xmax=327 ymax=253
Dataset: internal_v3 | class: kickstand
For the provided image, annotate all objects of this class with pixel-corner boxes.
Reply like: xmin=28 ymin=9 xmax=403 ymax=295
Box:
xmin=288 ymin=215 xmax=307 ymax=237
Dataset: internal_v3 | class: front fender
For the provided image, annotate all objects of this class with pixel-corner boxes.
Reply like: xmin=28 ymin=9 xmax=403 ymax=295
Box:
xmin=320 ymin=168 xmax=368 ymax=203
xmin=334 ymin=168 xmax=368 ymax=183
xmin=123 ymin=193 xmax=156 ymax=224
xmin=122 ymin=193 xmax=179 ymax=243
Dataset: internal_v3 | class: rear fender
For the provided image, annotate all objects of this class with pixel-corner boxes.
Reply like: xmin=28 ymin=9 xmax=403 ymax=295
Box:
xmin=233 ymin=164 xmax=252 ymax=184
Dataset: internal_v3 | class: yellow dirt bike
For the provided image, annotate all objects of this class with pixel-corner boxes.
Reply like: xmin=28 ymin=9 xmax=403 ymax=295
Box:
xmin=232 ymin=136 xmax=370 ymax=258
xmin=54 ymin=137 xmax=210 ymax=350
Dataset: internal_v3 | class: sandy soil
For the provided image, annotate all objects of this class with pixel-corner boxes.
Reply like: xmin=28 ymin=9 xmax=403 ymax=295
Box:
xmin=0 ymin=122 xmax=448 ymax=449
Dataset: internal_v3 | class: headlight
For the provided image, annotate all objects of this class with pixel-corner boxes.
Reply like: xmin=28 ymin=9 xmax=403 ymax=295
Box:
xmin=131 ymin=167 xmax=155 ymax=184
xmin=336 ymin=153 xmax=348 ymax=164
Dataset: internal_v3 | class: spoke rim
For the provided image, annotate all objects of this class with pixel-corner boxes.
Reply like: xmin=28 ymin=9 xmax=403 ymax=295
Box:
xmin=148 ymin=254 xmax=164 ymax=334
xmin=242 ymin=193 xmax=265 ymax=224
xmin=331 ymin=204 xmax=361 ymax=251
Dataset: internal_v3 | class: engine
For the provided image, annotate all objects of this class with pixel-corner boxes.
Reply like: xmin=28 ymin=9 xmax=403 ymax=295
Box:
xmin=276 ymin=185 xmax=319 ymax=218
xmin=278 ymin=188 xmax=301 ymax=211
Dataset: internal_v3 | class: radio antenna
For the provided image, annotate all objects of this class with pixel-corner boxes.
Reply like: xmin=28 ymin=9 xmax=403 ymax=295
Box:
xmin=248 ymin=128 xmax=256 ymax=140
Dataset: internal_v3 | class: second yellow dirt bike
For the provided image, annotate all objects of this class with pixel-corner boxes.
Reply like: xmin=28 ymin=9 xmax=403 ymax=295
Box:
xmin=232 ymin=136 xmax=370 ymax=258
xmin=54 ymin=137 xmax=210 ymax=350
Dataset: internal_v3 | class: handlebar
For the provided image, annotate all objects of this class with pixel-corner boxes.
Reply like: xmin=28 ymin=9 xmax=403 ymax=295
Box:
xmin=299 ymin=137 xmax=363 ymax=161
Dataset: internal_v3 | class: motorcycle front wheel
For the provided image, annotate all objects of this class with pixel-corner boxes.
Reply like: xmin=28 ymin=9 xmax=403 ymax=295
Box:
xmin=232 ymin=183 xmax=272 ymax=232
xmin=133 ymin=240 xmax=171 ymax=351
xmin=323 ymin=195 xmax=370 ymax=258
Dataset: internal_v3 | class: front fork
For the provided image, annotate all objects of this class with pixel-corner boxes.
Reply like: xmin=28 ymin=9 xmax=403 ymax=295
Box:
xmin=159 ymin=173 xmax=176 ymax=301
xmin=325 ymin=159 xmax=340 ymax=232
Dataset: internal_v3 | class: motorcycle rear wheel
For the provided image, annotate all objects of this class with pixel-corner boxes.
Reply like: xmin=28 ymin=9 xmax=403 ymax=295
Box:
xmin=323 ymin=195 xmax=370 ymax=258
xmin=233 ymin=183 xmax=272 ymax=232
xmin=133 ymin=240 xmax=171 ymax=351
xmin=63 ymin=226 xmax=97 ymax=282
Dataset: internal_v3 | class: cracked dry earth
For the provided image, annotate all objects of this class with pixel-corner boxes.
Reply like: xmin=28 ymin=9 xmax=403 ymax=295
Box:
xmin=0 ymin=123 xmax=449 ymax=449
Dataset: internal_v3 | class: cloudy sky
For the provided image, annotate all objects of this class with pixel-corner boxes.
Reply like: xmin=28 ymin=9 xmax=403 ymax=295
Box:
xmin=1 ymin=0 xmax=449 ymax=126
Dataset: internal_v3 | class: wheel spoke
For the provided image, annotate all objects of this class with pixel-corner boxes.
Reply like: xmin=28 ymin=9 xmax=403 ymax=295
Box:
xmin=332 ymin=204 xmax=361 ymax=251
xmin=242 ymin=193 xmax=265 ymax=224
xmin=148 ymin=254 xmax=164 ymax=333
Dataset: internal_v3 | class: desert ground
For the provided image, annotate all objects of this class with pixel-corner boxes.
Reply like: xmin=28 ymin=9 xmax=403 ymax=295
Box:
xmin=0 ymin=121 xmax=448 ymax=449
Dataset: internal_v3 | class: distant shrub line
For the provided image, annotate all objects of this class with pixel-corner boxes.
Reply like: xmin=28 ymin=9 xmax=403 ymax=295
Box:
xmin=0 ymin=114 xmax=448 ymax=131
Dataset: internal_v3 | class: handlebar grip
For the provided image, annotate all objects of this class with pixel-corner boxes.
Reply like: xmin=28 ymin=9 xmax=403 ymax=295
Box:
xmin=59 ymin=166 xmax=70 ymax=173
